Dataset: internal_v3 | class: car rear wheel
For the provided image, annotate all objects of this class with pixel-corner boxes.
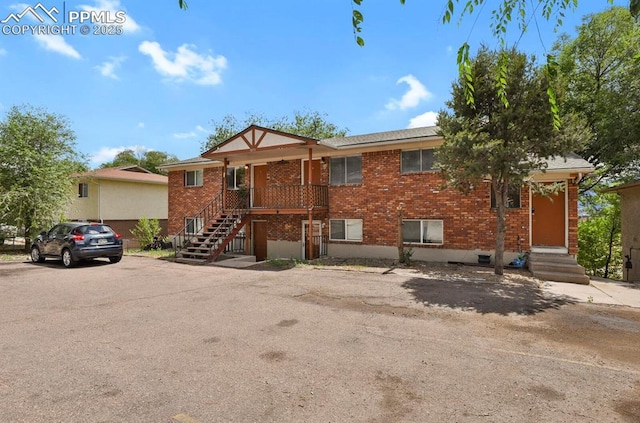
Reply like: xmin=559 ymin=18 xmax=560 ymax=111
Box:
xmin=30 ymin=246 xmax=45 ymax=263
xmin=109 ymin=256 xmax=122 ymax=264
xmin=62 ymin=248 xmax=76 ymax=268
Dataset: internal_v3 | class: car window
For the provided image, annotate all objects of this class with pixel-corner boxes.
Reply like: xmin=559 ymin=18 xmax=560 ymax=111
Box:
xmin=49 ymin=225 xmax=65 ymax=237
xmin=77 ymin=225 xmax=113 ymax=235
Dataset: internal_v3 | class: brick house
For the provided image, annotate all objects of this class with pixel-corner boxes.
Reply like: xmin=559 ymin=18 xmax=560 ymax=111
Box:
xmin=161 ymin=125 xmax=593 ymax=280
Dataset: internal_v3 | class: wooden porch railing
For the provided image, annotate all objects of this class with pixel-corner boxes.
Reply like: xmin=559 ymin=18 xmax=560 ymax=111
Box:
xmin=247 ymin=185 xmax=328 ymax=209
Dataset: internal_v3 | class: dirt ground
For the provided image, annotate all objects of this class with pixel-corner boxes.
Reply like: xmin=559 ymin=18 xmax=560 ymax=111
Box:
xmin=1 ymin=256 xmax=639 ymax=422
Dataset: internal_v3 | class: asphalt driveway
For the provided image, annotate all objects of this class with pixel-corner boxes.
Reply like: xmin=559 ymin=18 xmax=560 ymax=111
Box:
xmin=0 ymin=256 xmax=639 ymax=422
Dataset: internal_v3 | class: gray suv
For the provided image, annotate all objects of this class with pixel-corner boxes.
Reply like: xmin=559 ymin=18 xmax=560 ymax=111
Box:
xmin=31 ymin=222 xmax=123 ymax=267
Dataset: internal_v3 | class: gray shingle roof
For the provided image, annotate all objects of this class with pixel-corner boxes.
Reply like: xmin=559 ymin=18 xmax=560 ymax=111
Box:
xmin=545 ymin=152 xmax=593 ymax=171
xmin=320 ymin=126 xmax=439 ymax=148
xmin=159 ymin=156 xmax=219 ymax=169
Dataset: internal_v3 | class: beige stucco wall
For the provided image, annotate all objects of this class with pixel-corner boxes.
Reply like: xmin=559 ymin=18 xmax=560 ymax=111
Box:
xmin=619 ymin=185 xmax=640 ymax=282
xmin=66 ymin=179 xmax=167 ymax=221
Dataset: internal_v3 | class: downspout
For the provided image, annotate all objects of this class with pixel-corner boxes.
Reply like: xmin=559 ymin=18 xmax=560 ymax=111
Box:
xmin=223 ymin=158 xmax=228 ymax=211
xmin=98 ymin=181 xmax=102 ymax=223
xmin=307 ymin=148 xmax=313 ymax=260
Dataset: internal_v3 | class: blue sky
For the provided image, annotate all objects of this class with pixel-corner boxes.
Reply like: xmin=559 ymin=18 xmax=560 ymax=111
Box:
xmin=0 ymin=0 xmax=627 ymax=167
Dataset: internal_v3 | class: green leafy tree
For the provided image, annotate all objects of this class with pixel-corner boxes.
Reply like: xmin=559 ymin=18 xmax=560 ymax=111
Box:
xmin=577 ymin=192 xmax=621 ymax=279
xmin=100 ymin=149 xmax=179 ymax=175
xmin=555 ymin=7 xmax=640 ymax=182
xmin=437 ymin=47 xmax=587 ymax=275
xmin=130 ymin=217 xmax=162 ymax=249
xmin=0 ymin=105 xmax=86 ymax=248
xmin=203 ymin=110 xmax=348 ymax=151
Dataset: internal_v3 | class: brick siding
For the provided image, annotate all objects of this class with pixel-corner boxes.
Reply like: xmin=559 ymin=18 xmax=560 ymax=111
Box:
xmin=167 ymin=150 xmax=578 ymax=256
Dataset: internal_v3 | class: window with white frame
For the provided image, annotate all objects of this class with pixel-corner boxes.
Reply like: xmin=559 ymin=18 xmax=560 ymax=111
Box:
xmin=402 ymin=219 xmax=443 ymax=245
xmin=185 ymin=169 xmax=203 ymax=187
xmin=490 ymin=185 xmax=522 ymax=209
xmin=78 ymin=183 xmax=89 ymax=198
xmin=329 ymin=219 xmax=363 ymax=241
xmin=226 ymin=166 xmax=245 ymax=190
xmin=185 ymin=217 xmax=204 ymax=235
xmin=401 ymin=149 xmax=436 ymax=173
xmin=330 ymin=155 xmax=362 ymax=185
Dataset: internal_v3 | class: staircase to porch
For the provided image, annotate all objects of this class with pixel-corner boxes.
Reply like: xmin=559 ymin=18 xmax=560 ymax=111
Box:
xmin=173 ymin=191 xmax=249 ymax=265
xmin=528 ymin=251 xmax=590 ymax=285
xmin=175 ymin=213 xmax=248 ymax=264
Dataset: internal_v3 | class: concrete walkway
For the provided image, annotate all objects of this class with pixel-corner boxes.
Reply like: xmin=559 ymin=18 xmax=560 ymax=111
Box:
xmin=542 ymin=277 xmax=640 ymax=308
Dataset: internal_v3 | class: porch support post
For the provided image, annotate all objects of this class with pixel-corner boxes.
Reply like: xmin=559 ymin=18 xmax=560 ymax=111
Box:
xmin=222 ymin=158 xmax=228 ymax=211
xmin=307 ymin=147 xmax=313 ymax=260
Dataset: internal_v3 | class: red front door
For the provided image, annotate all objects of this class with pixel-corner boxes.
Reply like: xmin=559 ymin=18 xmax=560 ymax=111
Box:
xmin=532 ymin=188 xmax=566 ymax=247
xmin=253 ymin=221 xmax=267 ymax=261
xmin=253 ymin=165 xmax=267 ymax=207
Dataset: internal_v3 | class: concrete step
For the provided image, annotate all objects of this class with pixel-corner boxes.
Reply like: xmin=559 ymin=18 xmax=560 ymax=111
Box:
xmin=528 ymin=253 xmax=578 ymax=265
xmin=529 ymin=261 xmax=587 ymax=275
xmin=533 ymin=270 xmax=590 ymax=285
xmin=174 ymin=257 xmax=207 ymax=265
xmin=180 ymin=251 xmax=211 ymax=258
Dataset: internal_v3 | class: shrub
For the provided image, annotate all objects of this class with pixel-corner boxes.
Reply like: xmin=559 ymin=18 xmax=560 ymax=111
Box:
xmin=130 ymin=217 xmax=162 ymax=249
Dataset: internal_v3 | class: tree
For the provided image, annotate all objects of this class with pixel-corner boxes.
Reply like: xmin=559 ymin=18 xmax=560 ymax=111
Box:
xmin=555 ymin=7 xmax=640 ymax=182
xmin=100 ymin=149 xmax=179 ymax=175
xmin=0 ymin=105 xmax=86 ymax=248
xmin=203 ymin=110 xmax=348 ymax=151
xmin=577 ymin=191 xmax=621 ymax=279
xmin=436 ymin=47 xmax=587 ymax=275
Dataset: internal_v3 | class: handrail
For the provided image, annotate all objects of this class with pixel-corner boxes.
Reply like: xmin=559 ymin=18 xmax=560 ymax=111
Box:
xmin=173 ymin=191 xmax=224 ymax=255
xmin=205 ymin=192 xmax=250 ymax=260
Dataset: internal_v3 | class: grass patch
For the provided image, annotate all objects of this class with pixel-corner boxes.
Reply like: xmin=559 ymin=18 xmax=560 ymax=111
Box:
xmin=125 ymin=248 xmax=175 ymax=260
xmin=265 ymin=258 xmax=298 ymax=268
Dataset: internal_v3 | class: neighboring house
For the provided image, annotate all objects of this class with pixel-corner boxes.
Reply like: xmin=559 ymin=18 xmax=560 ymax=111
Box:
xmin=161 ymin=125 xmax=593 ymax=283
xmin=603 ymin=180 xmax=640 ymax=283
xmin=66 ymin=166 xmax=168 ymax=248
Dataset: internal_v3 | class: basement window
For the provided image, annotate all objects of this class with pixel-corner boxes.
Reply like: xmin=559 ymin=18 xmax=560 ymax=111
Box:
xmin=329 ymin=219 xmax=363 ymax=241
xmin=185 ymin=217 xmax=204 ymax=235
xmin=402 ymin=219 xmax=443 ymax=245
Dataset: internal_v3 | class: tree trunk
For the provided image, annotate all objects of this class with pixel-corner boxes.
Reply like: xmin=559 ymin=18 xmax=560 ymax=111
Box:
xmin=494 ymin=180 xmax=507 ymax=276
xmin=397 ymin=204 xmax=404 ymax=263
xmin=23 ymin=210 xmax=33 ymax=253
xmin=603 ymin=215 xmax=619 ymax=279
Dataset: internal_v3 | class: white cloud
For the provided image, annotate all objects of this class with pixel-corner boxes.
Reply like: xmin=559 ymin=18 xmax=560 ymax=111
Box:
xmin=0 ymin=48 xmax=6 ymax=56
xmin=174 ymin=124 xmax=208 ymax=139
xmin=173 ymin=131 xmax=196 ymax=139
xmin=90 ymin=145 xmax=150 ymax=164
xmin=385 ymin=74 xmax=432 ymax=110
xmin=138 ymin=41 xmax=227 ymax=86
xmin=137 ymin=122 xmax=145 ymax=128
xmin=95 ymin=56 xmax=126 ymax=79
xmin=78 ymin=0 xmax=141 ymax=33
xmin=408 ymin=111 xmax=438 ymax=128
xmin=33 ymin=34 xmax=81 ymax=59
